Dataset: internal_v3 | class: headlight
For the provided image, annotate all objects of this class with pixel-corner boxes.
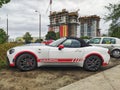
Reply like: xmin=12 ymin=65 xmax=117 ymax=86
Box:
xmin=9 ymin=49 xmax=15 ymax=54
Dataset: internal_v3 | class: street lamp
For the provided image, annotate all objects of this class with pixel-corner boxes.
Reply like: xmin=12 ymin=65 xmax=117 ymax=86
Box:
xmin=35 ymin=10 xmax=41 ymax=40
xmin=6 ymin=14 xmax=9 ymax=42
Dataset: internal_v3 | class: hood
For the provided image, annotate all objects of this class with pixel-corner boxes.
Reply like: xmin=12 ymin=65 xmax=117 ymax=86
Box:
xmin=24 ymin=43 xmax=45 ymax=46
xmin=11 ymin=43 xmax=46 ymax=50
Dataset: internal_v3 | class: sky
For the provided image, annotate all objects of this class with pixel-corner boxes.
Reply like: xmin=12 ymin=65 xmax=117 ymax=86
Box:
xmin=0 ymin=0 xmax=120 ymax=39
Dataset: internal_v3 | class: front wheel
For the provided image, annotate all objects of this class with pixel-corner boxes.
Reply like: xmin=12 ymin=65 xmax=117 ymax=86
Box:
xmin=83 ymin=55 xmax=102 ymax=71
xmin=16 ymin=53 xmax=37 ymax=71
xmin=111 ymin=49 xmax=120 ymax=59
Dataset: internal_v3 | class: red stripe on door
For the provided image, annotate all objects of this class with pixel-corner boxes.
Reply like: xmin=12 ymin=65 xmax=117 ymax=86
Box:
xmin=39 ymin=58 xmax=83 ymax=63
xmin=57 ymin=59 xmax=73 ymax=62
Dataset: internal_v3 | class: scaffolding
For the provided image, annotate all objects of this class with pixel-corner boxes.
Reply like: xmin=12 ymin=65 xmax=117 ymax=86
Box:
xmin=49 ymin=9 xmax=78 ymax=37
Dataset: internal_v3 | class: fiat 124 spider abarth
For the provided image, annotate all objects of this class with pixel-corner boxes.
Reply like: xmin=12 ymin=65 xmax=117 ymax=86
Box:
xmin=7 ymin=37 xmax=110 ymax=71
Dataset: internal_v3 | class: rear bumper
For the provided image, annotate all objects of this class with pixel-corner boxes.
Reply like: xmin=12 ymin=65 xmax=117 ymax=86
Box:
xmin=102 ymin=62 xmax=108 ymax=66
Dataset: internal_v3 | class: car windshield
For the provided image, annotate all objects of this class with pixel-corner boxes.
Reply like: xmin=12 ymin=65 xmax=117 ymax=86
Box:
xmin=49 ymin=37 xmax=66 ymax=47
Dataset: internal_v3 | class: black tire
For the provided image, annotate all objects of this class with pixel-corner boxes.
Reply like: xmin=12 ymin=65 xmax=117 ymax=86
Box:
xmin=16 ymin=53 xmax=37 ymax=71
xmin=111 ymin=49 xmax=120 ymax=59
xmin=83 ymin=55 xmax=102 ymax=71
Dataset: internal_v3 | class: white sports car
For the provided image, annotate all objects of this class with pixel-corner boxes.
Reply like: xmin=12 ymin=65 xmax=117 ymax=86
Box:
xmin=7 ymin=37 xmax=110 ymax=71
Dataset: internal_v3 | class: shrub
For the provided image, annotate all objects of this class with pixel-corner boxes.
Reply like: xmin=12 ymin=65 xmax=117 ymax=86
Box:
xmin=0 ymin=43 xmax=22 ymax=69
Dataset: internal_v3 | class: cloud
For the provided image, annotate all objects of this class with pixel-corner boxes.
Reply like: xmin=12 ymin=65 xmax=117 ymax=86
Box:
xmin=0 ymin=0 xmax=119 ymax=39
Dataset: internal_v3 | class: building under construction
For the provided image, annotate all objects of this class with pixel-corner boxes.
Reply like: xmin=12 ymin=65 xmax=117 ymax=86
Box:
xmin=79 ymin=15 xmax=100 ymax=37
xmin=49 ymin=9 xmax=78 ymax=37
xmin=49 ymin=9 xmax=100 ymax=38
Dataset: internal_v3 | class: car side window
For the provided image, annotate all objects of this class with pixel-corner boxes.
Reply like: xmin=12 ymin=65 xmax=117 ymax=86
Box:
xmin=89 ymin=38 xmax=101 ymax=44
xmin=102 ymin=38 xmax=116 ymax=44
xmin=62 ymin=39 xmax=81 ymax=48
xmin=62 ymin=39 xmax=72 ymax=47
xmin=111 ymin=39 xmax=116 ymax=44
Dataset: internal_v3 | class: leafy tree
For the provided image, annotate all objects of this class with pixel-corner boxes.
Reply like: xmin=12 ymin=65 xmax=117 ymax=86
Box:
xmin=0 ymin=28 xmax=8 ymax=44
xmin=45 ymin=31 xmax=56 ymax=40
xmin=80 ymin=36 xmax=91 ymax=39
xmin=102 ymin=34 xmax=108 ymax=37
xmin=23 ymin=32 xmax=33 ymax=43
xmin=56 ymin=32 xmax=60 ymax=39
xmin=35 ymin=39 xmax=43 ymax=43
xmin=104 ymin=3 xmax=120 ymax=38
xmin=0 ymin=0 xmax=10 ymax=8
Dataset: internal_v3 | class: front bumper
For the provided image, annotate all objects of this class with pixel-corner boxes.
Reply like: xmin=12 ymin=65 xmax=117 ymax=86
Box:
xmin=6 ymin=57 xmax=15 ymax=67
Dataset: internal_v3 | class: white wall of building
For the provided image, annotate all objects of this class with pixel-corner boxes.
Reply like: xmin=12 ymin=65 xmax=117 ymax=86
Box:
xmin=84 ymin=23 xmax=87 ymax=36
xmin=92 ymin=20 xmax=97 ymax=37
xmin=77 ymin=24 xmax=80 ymax=38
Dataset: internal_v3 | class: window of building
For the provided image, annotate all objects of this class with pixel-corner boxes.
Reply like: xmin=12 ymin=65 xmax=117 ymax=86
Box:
xmin=60 ymin=16 xmax=66 ymax=23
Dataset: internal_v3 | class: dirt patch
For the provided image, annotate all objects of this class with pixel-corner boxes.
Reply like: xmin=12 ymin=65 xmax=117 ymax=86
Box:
xmin=0 ymin=58 xmax=120 ymax=90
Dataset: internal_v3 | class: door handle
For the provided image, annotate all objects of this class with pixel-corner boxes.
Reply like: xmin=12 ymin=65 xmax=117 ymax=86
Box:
xmin=111 ymin=45 xmax=114 ymax=47
xmin=75 ymin=50 xmax=82 ymax=52
xmin=38 ymin=49 xmax=41 ymax=53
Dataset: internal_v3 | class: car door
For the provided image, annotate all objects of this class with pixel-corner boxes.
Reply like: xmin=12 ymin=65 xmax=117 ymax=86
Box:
xmin=48 ymin=39 xmax=85 ymax=63
xmin=100 ymin=38 xmax=116 ymax=50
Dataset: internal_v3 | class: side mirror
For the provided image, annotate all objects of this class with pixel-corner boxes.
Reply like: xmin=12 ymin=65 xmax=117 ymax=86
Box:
xmin=58 ymin=44 xmax=64 ymax=50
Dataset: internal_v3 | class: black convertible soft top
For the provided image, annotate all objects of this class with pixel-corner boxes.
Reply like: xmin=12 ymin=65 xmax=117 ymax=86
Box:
xmin=66 ymin=37 xmax=90 ymax=47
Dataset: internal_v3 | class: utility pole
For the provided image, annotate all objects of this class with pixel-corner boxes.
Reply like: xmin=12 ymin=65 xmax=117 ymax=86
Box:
xmin=7 ymin=14 xmax=9 ymax=42
xmin=35 ymin=10 xmax=41 ymax=40
xmin=39 ymin=13 xmax=41 ymax=40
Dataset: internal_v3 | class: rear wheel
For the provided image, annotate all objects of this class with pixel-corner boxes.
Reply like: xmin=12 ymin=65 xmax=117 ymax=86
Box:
xmin=111 ymin=49 xmax=120 ymax=59
xmin=84 ymin=55 xmax=102 ymax=71
xmin=16 ymin=53 xmax=37 ymax=71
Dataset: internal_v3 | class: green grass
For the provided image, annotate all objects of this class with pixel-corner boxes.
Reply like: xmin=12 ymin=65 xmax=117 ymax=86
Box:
xmin=0 ymin=60 xmax=7 ymax=68
xmin=0 ymin=43 xmax=22 ymax=69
